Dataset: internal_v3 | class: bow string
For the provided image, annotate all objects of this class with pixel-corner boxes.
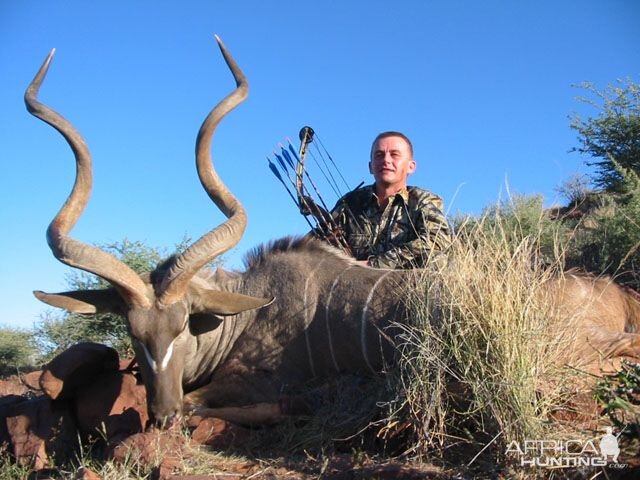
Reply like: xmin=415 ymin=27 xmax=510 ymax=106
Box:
xmin=267 ymin=126 xmax=354 ymax=254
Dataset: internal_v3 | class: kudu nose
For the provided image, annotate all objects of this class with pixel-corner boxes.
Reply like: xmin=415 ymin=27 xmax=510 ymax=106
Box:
xmin=153 ymin=409 xmax=182 ymax=429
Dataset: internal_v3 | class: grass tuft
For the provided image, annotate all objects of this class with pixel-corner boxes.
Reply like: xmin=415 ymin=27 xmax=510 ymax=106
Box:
xmin=381 ymin=205 xmax=587 ymax=467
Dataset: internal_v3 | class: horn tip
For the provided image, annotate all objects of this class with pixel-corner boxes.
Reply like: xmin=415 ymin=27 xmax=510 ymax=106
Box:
xmin=26 ymin=49 xmax=57 ymax=100
xmin=213 ymin=34 xmax=229 ymax=60
xmin=44 ymin=48 xmax=56 ymax=67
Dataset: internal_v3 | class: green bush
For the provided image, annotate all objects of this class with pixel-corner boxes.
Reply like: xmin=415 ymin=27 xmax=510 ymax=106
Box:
xmin=595 ymin=362 xmax=640 ymax=436
xmin=0 ymin=327 xmax=38 ymax=373
xmin=565 ymin=79 xmax=640 ymax=287
xmin=570 ymin=79 xmax=640 ymax=193
xmin=569 ymin=161 xmax=640 ymax=288
xmin=34 ymin=238 xmax=189 ymax=361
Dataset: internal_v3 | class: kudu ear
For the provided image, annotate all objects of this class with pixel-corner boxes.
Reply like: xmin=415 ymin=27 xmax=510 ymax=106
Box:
xmin=190 ymin=288 xmax=275 ymax=316
xmin=33 ymin=289 xmax=126 ymax=315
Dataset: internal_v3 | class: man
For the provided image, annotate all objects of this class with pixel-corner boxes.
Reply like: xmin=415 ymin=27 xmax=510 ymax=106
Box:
xmin=328 ymin=131 xmax=450 ymax=269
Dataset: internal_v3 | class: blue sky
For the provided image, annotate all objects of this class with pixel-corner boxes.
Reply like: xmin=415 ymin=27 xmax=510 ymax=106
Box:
xmin=1 ymin=1 xmax=638 ymax=329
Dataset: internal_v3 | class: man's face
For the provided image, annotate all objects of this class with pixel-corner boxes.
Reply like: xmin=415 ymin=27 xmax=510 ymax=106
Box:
xmin=369 ymin=136 xmax=416 ymax=190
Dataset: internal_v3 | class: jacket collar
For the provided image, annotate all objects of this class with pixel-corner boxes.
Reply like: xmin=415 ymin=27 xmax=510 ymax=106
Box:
xmin=367 ymin=183 xmax=409 ymax=205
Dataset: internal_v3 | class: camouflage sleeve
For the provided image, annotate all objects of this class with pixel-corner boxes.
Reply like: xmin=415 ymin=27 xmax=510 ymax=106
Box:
xmin=368 ymin=195 xmax=451 ymax=269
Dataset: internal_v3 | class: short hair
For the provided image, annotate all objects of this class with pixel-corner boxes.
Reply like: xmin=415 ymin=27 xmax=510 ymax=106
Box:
xmin=370 ymin=131 xmax=414 ymax=159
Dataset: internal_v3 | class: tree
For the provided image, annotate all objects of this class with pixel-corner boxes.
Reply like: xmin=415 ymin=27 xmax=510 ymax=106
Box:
xmin=554 ymin=173 xmax=591 ymax=206
xmin=571 ymin=163 xmax=640 ymax=288
xmin=34 ymin=238 xmax=193 ymax=360
xmin=0 ymin=327 xmax=38 ymax=374
xmin=570 ymin=79 xmax=640 ymax=193
xmin=566 ymin=80 xmax=640 ymax=287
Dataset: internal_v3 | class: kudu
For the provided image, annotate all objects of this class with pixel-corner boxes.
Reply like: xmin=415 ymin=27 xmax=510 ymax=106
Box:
xmin=26 ymin=37 xmax=411 ymax=425
xmin=27 ymin=38 xmax=640 ymax=426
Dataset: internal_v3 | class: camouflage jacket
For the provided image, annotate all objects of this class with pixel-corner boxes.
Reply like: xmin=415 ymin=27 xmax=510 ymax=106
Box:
xmin=329 ymin=184 xmax=451 ymax=269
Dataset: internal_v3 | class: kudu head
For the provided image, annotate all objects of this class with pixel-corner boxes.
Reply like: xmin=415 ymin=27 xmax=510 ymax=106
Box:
xmin=26 ymin=36 xmax=273 ymax=425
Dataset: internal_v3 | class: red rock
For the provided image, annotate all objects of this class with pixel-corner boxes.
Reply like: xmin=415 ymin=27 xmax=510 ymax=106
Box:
xmin=168 ymin=477 xmax=241 ymax=480
xmin=109 ymin=429 xmax=187 ymax=474
xmin=119 ymin=357 xmax=137 ymax=372
xmin=0 ymin=377 xmax=29 ymax=397
xmin=355 ymin=463 xmax=442 ymax=479
xmin=4 ymin=398 xmax=51 ymax=468
xmin=75 ymin=466 xmax=102 ymax=479
xmin=322 ymin=457 xmax=446 ymax=480
xmin=3 ymin=396 xmax=77 ymax=470
xmin=22 ymin=370 xmax=44 ymax=391
xmin=167 ymin=476 xmax=243 ymax=480
xmin=185 ymin=415 xmax=204 ymax=428
xmin=158 ymin=455 xmax=182 ymax=480
xmin=549 ymin=391 xmax=600 ymax=428
xmin=74 ymin=370 xmax=148 ymax=443
xmin=0 ymin=395 xmax=25 ymax=452
xmin=40 ymin=343 xmax=119 ymax=400
xmin=190 ymin=417 xmax=248 ymax=449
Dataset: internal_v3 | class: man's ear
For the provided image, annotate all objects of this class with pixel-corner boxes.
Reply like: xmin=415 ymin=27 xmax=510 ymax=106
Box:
xmin=368 ymin=161 xmax=374 ymax=175
xmin=408 ymin=158 xmax=417 ymax=175
xmin=189 ymin=287 xmax=275 ymax=316
xmin=33 ymin=288 xmax=126 ymax=315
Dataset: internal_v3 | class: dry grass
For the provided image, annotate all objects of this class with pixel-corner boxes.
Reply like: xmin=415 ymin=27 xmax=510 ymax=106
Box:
xmin=380 ymin=210 xmax=591 ymax=469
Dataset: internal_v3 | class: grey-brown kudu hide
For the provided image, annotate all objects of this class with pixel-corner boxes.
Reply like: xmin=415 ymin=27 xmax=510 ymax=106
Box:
xmin=26 ymin=38 xmax=410 ymax=425
xmin=27 ymin=38 xmax=640 ymax=426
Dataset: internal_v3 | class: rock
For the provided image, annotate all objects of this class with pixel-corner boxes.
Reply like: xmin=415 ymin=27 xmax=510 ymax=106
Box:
xmin=0 ymin=395 xmax=26 ymax=452
xmin=354 ymin=463 xmax=444 ymax=479
xmin=74 ymin=370 xmax=148 ymax=443
xmin=3 ymin=396 xmax=77 ymax=470
xmin=549 ymin=391 xmax=600 ymax=428
xmin=322 ymin=457 xmax=446 ymax=480
xmin=40 ymin=343 xmax=120 ymax=400
xmin=4 ymin=398 xmax=50 ymax=468
xmin=12 ymin=422 xmax=47 ymax=471
xmin=167 ymin=476 xmax=243 ymax=480
xmin=109 ymin=429 xmax=188 ymax=477
xmin=74 ymin=466 xmax=102 ymax=479
xmin=158 ymin=455 xmax=183 ymax=480
xmin=189 ymin=417 xmax=248 ymax=448
xmin=0 ymin=377 xmax=30 ymax=397
xmin=22 ymin=370 xmax=44 ymax=391
xmin=119 ymin=357 xmax=137 ymax=372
